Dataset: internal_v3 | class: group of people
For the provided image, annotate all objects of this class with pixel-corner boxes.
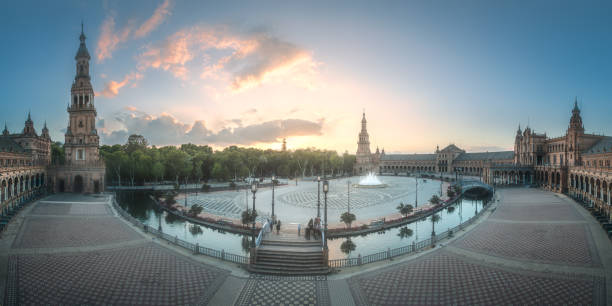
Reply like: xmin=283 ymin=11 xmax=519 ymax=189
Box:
xmin=304 ymin=217 xmax=322 ymax=240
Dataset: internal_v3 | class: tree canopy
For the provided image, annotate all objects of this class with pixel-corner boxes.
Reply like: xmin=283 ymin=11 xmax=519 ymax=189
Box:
xmin=95 ymin=135 xmax=356 ymax=186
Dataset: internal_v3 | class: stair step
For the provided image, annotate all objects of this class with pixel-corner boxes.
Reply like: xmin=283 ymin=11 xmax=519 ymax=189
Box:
xmin=256 ymin=256 xmax=323 ymax=263
xmin=262 ymin=241 xmax=321 ymax=246
xmin=254 ymin=262 xmax=325 ymax=269
xmin=248 ymin=267 xmax=329 ymax=276
xmin=257 ymin=249 xmax=323 ymax=257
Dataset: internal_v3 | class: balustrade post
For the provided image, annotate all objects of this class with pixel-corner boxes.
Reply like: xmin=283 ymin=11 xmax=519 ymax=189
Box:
xmin=387 ymin=247 xmax=391 ymax=260
xmin=195 ymin=243 xmax=199 ymax=255
xmin=358 ymin=254 xmax=362 ymax=266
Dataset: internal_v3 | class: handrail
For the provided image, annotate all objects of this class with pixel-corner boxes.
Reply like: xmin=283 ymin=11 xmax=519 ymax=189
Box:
xmin=255 ymin=220 xmax=270 ymax=247
xmin=321 ymin=229 xmax=325 ymax=250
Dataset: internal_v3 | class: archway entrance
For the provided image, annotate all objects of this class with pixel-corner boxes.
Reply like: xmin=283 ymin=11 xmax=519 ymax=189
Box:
xmin=74 ymin=175 xmax=84 ymax=193
xmin=94 ymin=180 xmax=100 ymax=193
xmin=58 ymin=179 xmax=65 ymax=192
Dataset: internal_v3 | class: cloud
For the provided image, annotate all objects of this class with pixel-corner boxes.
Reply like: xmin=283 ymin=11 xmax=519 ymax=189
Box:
xmin=96 ymin=15 xmax=132 ymax=62
xmin=134 ymin=0 xmax=171 ymax=38
xmin=100 ymin=109 xmax=323 ymax=146
xmin=96 ymin=1 xmax=172 ymax=62
xmin=98 ymin=72 xmax=143 ymax=98
xmin=137 ymin=26 xmax=320 ymax=91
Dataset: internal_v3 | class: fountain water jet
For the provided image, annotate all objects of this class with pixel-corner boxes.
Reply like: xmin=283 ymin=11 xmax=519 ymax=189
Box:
xmin=356 ymin=172 xmax=387 ymax=188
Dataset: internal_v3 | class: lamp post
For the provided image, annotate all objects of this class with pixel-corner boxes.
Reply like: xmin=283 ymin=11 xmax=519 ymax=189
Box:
xmin=415 ymin=176 xmax=418 ymax=208
xmin=271 ymin=175 xmax=276 ymax=220
xmin=323 ymin=180 xmax=329 ymax=249
xmin=347 ymin=180 xmax=351 ymax=214
xmin=251 ymin=181 xmax=258 ymax=247
xmin=317 ymin=176 xmax=321 ymax=218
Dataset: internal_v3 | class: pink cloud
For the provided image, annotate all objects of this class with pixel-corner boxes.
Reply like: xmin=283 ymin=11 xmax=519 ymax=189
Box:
xmin=134 ymin=0 xmax=172 ymax=38
xmin=98 ymin=72 xmax=143 ymax=98
xmin=96 ymin=1 xmax=172 ymax=62
xmin=137 ymin=26 xmax=319 ymax=91
xmin=96 ymin=15 xmax=132 ymax=62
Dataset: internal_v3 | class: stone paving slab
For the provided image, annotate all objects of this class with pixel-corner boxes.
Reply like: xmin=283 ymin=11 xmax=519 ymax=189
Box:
xmin=452 ymin=221 xmax=600 ymax=267
xmin=42 ymin=193 xmax=109 ymax=203
xmin=30 ymin=203 xmax=112 ymax=216
xmin=4 ymin=243 xmax=229 ymax=305
xmin=235 ymin=275 xmax=330 ymax=306
xmin=12 ymin=217 xmax=142 ymax=249
xmin=491 ymin=203 xmax=583 ymax=221
xmin=348 ymin=250 xmax=605 ymax=305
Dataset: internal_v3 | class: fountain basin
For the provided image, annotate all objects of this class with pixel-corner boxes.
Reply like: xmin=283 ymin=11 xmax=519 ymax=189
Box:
xmin=356 ymin=172 xmax=387 ymax=188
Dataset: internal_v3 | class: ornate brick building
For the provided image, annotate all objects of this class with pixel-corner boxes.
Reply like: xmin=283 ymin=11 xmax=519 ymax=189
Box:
xmin=1 ymin=116 xmax=51 ymax=212
xmin=355 ymin=101 xmax=612 ymax=219
xmin=49 ymin=25 xmax=105 ymax=193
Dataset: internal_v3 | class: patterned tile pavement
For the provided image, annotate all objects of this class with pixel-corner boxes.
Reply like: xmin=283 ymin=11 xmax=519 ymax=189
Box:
xmin=349 ymin=250 xmax=605 ymax=305
xmin=12 ymin=216 xmax=142 ymax=249
xmin=4 ymin=243 xmax=229 ymax=305
xmin=452 ymin=221 xmax=600 ymax=267
xmin=490 ymin=203 xmax=584 ymax=221
xmin=236 ymin=275 xmax=330 ymax=306
xmin=30 ymin=203 xmax=112 ymax=216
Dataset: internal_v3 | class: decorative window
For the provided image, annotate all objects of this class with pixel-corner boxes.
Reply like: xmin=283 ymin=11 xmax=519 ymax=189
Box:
xmin=79 ymin=121 xmax=83 ymax=128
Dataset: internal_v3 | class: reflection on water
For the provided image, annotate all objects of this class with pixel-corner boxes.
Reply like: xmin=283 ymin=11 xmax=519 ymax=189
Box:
xmin=115 ymin=191 xmax=489 ymax=260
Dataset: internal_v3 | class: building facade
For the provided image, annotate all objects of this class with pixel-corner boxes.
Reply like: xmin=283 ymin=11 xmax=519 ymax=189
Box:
xmin=49 ymin=26 xmax=105 ymax=194
xmin=355 ymin=103 xmax=612 ymax=218
xmin=1 ymin=117 xmax=51 ymax=214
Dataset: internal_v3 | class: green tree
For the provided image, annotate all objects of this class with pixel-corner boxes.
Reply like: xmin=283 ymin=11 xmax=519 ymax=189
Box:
xmin=188 ymin=204 xmax=203 ymax=216
xmin=51 ymin=142 xmax=65 ymax=165
xmin=241 ymin=209 xmax=258 ymax=227
xmin=396 ymin=202 xmax=414 ymax=219
xmin=430 ymin=213 xmax=440 ymax=236
xmin=340 ymin=211 xmax=356 ymax=228
xmin=398 ymin=227 xmax=414 ymax=239
xmin=340 ymin=239 xmax=356 ymax=255
xmin=429 ymin=194 xmax=441 ymax=206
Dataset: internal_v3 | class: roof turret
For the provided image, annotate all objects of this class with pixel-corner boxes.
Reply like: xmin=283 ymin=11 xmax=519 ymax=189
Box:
xmin=76 ymin=22 xmax=91 ymax=60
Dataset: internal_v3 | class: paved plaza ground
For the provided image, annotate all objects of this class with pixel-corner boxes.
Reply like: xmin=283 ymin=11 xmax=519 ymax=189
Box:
xmin=1 ymin=188 xmax=610 ymax=305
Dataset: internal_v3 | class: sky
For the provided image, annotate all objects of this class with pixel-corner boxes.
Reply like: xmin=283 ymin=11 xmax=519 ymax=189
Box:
xmin=1 ymin=0 xmax=612 ymax=154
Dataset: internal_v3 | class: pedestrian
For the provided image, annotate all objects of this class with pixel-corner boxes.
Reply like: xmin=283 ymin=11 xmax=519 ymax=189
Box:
xmin=298 ymin=223 xmax=301 ymax=236
xmin=276 ymin=220 xmax=281 ymax=234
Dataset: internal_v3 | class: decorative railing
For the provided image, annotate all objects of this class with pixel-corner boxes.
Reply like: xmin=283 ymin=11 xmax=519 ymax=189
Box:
xmin=328 ymin=202 xmax=490 ymax=269
xmin=111 ymin=195 xmax=249 ymax=265
xmin=255 ymin=220 xmax=270 ymax=247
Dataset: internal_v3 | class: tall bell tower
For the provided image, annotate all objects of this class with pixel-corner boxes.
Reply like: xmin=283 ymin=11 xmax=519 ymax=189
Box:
xmin=50 ymin=23 xmax=105 ymax=194
xmin=64 ymin=23 xmax=101 ymax=164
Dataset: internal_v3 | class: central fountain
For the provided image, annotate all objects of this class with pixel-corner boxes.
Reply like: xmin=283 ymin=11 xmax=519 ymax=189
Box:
xmin=356 ymin=172 xmax=387 ymax=188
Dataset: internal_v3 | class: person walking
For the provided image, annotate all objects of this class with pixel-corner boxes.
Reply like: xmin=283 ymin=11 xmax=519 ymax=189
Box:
xmin=298 ymin=223 xmax=301 ymax=236
xmin=276 ymin=220 xmax=281 ymax=234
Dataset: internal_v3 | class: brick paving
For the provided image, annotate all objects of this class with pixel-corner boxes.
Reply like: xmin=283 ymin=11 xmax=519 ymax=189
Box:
xmin=12 ymin=216 xmax=142 ymax=249
xmin=452 ymin=221 xmax=600 ymax=266
xmin=490 ymin=203 xmax=583 ymax=221
xmin=30 ymin=203 xmax=112 ymax=216
xmin=5 ymin=243 xmax=228 ymax=305
xmin=349 ymin=250 xmax=605 ymax=305
xmin=236 ymin=275 xmax=329 ymax=306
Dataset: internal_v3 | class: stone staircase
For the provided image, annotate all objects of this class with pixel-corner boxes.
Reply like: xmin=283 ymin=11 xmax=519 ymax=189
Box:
xmin=248 ymin=234 xmax=330 ymax=275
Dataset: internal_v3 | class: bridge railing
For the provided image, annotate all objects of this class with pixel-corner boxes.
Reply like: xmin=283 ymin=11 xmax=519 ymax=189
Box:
xmin=111 ymin=195 xmax=249 ymax=265
xmin=328 ymin=200 xmax=489 ymax=269
xmin=255 ymin=220 xmax=270 ymax=247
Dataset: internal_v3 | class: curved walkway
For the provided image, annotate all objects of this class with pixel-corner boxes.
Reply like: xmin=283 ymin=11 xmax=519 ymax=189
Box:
xmin=1 ymin=188 xmax=610 ymax=305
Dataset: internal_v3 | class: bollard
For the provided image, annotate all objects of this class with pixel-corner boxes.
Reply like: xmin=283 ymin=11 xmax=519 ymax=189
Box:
xmin=221 ymin=249 xmax=225 ymax=261
xmin=175 ymin=235 xmax=178 ymax=244
xmin=144 ymin=225 xmax=148 ymax=233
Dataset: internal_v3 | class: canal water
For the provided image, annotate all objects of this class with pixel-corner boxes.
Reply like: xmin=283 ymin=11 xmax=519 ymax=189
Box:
xmin=115 ymin=190 xmax=487 ymax=260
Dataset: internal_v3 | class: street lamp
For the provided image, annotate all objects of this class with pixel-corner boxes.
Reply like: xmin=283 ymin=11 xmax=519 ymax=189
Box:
xmin=251 ymin=181 xmax=258 ymax=247
xmin=347 ymin=180 xmax=351 ymax=214
xmin=271 ymin=175 xmax=276 ymax=220
xmin=323 ymin=180 xmax=329 ymax=249
xmin=317 ymin=176 xmax=321 ymax=218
